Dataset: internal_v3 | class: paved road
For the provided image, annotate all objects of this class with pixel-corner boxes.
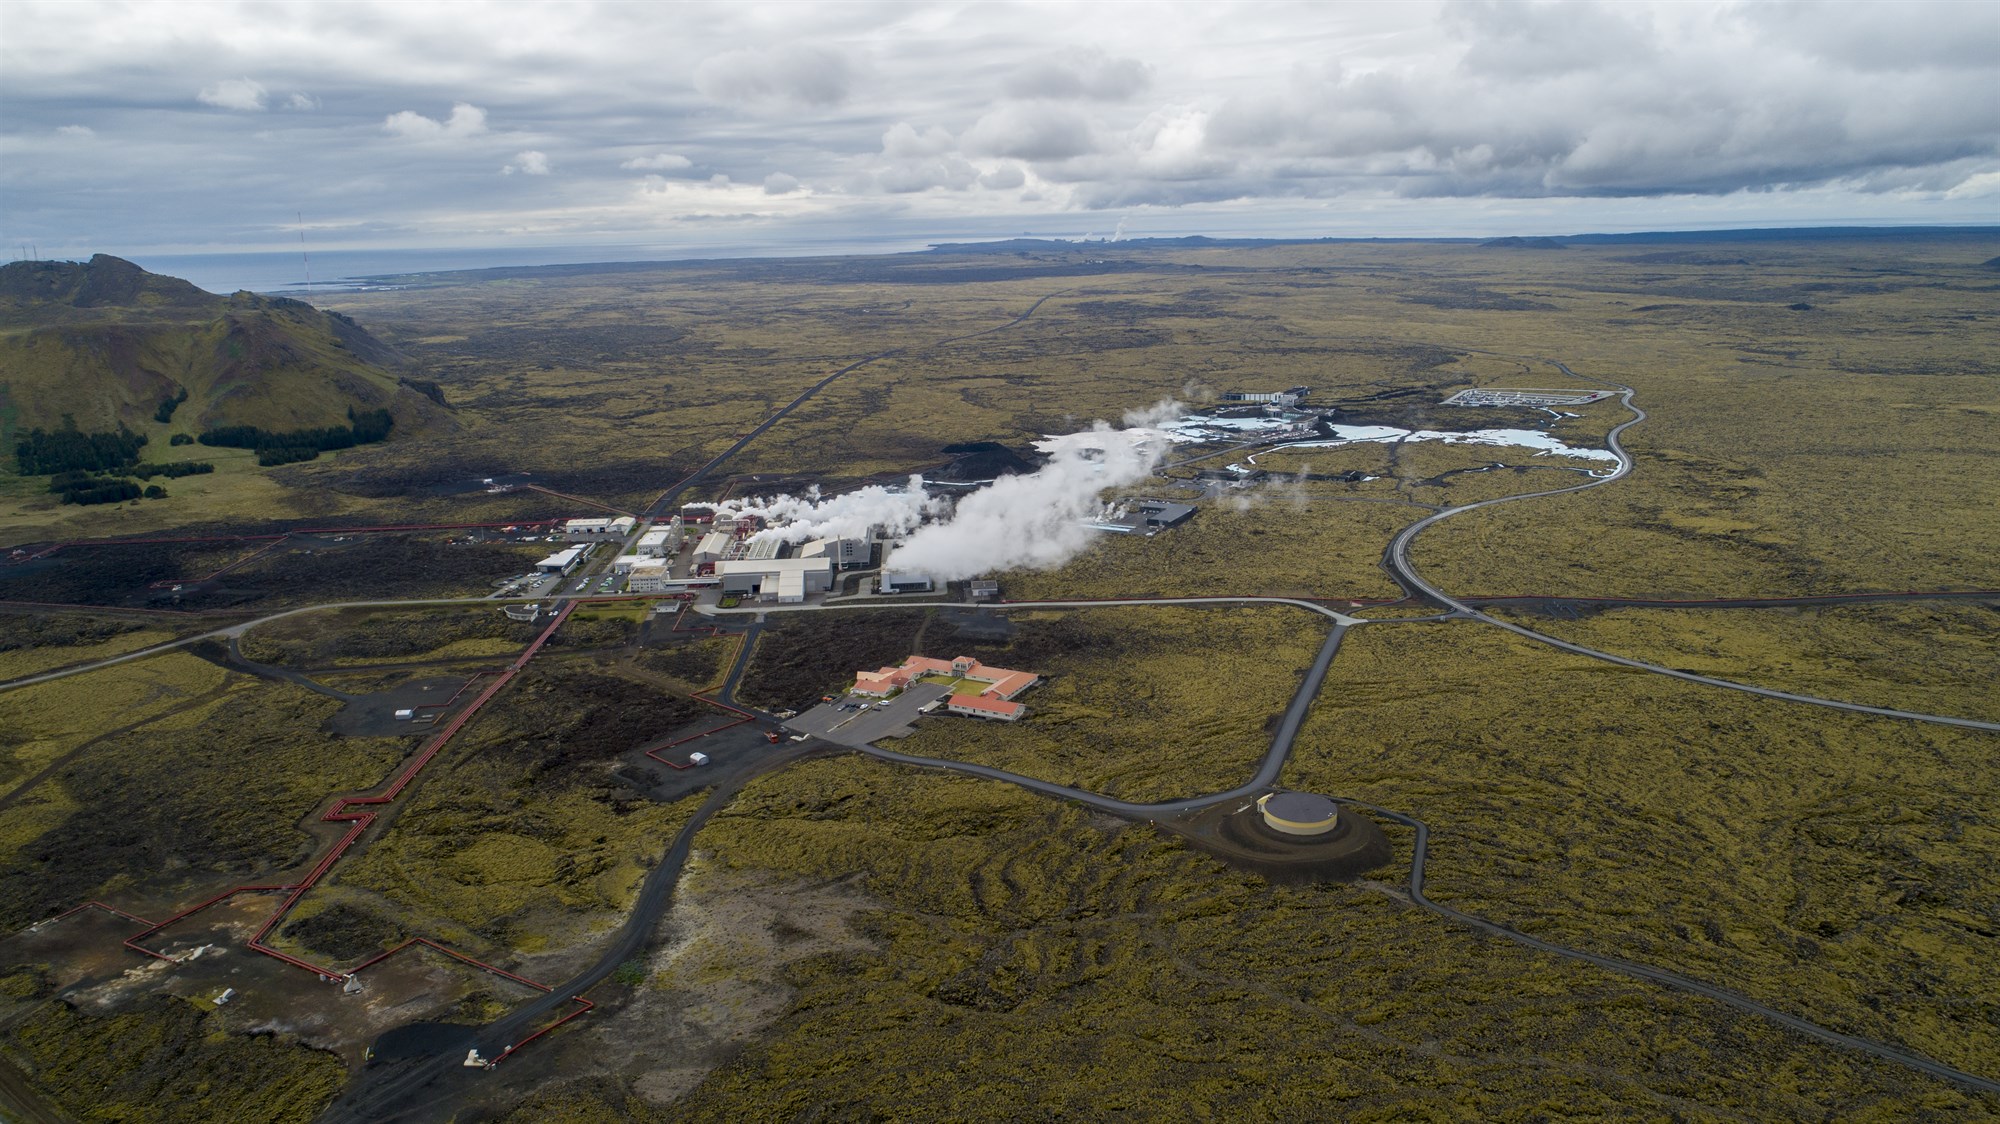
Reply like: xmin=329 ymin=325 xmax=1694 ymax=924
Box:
xmin=1382 ymin=378 xmax=2000 ymax=733
xmin=860 ymin=622 xmax=1349 ymax=816
xmin=324 ymin=741 xmax=831 ymax=1124
xmin=1346 ymin=800 xmax=2000 ymax=1097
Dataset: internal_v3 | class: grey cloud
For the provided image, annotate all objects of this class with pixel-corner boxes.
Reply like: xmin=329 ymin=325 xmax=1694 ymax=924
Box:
xmin=961 ymin=104 xmax=1100 ymax=160
xmin=879 ymin=155 xmax=978 ymax=193
xmin=881 ymin=122 xmax=954 ymax=158
xmin=694 ymin=44 xmax=852 ymax=107
xmin=1002 ymin=48 xmax=1151 ymax=100
xmin=1 ymin=1 xmax=1994 ymax=259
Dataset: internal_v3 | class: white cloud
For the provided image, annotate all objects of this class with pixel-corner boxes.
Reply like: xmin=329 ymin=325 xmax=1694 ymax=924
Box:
xmin=54 ymin=124 xmax=94 ymax=138
xmin=503 ymin=150 xmax=551 ymax=175
xmin=763 ymin=172 xmax=801 ymax=194
xmin=197 ymin=78 xmax=267 ymax=111
xmin=283 ymin=92 xmax=319 ymax=111
xmin=621 ymin=152 xmax=693 ymax=171
xmin=383 ymin=102 xmax=488 ymax=140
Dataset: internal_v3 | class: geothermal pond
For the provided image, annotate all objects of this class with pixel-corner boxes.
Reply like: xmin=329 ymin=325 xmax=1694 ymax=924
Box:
xmin=1168 ymin=415 xmax=1618 ymax=470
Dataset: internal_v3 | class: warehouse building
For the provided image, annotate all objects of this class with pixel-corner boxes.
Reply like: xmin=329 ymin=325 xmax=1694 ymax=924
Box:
xmin=536 ymin=546 xmax=585 ymax=574
xmin=714 ymin=556 xmax=834 ymax=603
xmin=562 ymin=516 xmax=637 ymax=540
xmin=636 ymin=528 xmax=674 ymax=556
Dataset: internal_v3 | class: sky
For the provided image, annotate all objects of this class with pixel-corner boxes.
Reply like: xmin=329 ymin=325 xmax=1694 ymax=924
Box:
xmin=3 ymin=0 xmax=1997 ymax=260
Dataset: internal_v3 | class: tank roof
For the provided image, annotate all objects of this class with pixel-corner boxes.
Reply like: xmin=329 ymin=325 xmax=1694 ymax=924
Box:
xmin=1262 ymin=792 xmax=1338 ymax=823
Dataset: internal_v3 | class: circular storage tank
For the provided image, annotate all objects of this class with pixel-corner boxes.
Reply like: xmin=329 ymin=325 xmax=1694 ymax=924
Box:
xmin=1257 ymin=792 xmax=1340 ymax=836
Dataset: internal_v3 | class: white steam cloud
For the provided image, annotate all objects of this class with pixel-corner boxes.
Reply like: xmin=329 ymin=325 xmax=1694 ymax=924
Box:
xmin=692 ymin=479 xmax=942 ymax=545
xmin=693 ymin=404 xmax=1188 ymax=583
xmin=888 ymin=419 xmax=1176 ymax=581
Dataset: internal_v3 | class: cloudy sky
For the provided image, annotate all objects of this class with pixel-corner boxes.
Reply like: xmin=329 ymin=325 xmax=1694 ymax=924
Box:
xmin=3 ymin=0 xmax=1996 ymax=260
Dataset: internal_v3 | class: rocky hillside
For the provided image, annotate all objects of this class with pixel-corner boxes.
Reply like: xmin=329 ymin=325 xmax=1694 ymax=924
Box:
xmin=0 ymin=255 xmax=435 ymax=442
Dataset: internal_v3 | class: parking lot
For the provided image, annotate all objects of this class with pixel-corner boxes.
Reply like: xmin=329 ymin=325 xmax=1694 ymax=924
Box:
xmin=784 ymin=681 xmax=954 ymax=747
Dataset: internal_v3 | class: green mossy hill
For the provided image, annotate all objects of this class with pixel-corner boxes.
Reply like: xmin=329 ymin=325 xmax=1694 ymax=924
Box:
xmin=0 ymin=254 xmax=431 ymax=443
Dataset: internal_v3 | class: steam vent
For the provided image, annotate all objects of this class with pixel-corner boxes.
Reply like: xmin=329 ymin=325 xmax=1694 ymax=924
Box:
xmin=1257 ymin=791 xmax=1340 ymax=836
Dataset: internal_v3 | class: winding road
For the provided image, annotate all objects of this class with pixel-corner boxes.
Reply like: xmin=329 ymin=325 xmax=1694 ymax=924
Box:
xmin=7 ymin=313 xmax=1998 ymax=1112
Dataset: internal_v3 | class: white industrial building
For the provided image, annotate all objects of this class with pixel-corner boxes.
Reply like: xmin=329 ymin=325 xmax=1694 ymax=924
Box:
xmin=692 ymin=531 xmax=736 ymax=566
xmin=536 ymin=546 xmax=586 ymax=574
xmin=801 ymin=537 xmax=871 ymax=568
xmin=715 ymin=557 xmax=834 ymax=603
xmin=628 ymin=559 xmax=673 ymax=592
xmin=563 ymin=516 xmax=636 ymax=540
xmin=636 ymin=529 xmax=672 ymax=556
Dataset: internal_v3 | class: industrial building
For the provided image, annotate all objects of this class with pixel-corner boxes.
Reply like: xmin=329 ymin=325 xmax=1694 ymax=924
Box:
xmin=536 ymin=546 xmax=585 ymax=574
xmin=879 ymin=572 xmax=933 ymax=594
xmin=1084 ymin=499 xmax=1197 ymax=536
xmin=692 ymin=530 xmax=736 ymax=566
xmin=627 ymin=559 xmax=673 ymax=592
xmin=853 ymin=655 xmax=1039 ymax=721
xmin=714 ymin=556 xmax=834 ymax=603
xmin=801 ymin=537 xmax=871 ymax=568
xmin=970 ymin=580 xmax=1000 ymax=600
xmin=1223 ymin=386 xmax=1311 ymax=407
xmin=636 ymin=524 xmax=678 ymax=556
xmin=562 ymin=516 xmax=637 ymax=540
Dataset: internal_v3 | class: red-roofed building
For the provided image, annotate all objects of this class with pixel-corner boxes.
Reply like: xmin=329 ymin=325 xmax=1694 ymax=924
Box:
xmin=852 ymin=654 xmax=1040 ymax=721
xmin=947 ymin=692 xmax=1026 ymax=721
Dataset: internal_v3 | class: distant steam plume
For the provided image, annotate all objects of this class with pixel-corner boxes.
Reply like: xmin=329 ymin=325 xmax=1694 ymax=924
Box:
xmin=696 ymin=404 xmax=1187 ymax=583
xmin=887 ymin=419 xmax=1175 ymax=581
xmin=689 ymin=480 xmax=941 ymax=544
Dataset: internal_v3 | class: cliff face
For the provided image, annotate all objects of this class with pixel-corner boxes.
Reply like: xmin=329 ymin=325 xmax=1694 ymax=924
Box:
xmin=0 ymin=256 xmax=431 ymax=440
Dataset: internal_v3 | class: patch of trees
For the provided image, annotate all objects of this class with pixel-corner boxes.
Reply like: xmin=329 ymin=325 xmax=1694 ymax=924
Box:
xmin=55 ymin=479 xmax=142 ymax=505
xmin=198 ymin=407 xmax=394 ymax=466
xmin=46 ymin=462 xmax=206 ymax=504
xmin=169 ymin=433 xmax=195 ymax=446
xmin=154 ymin=387 xmax=189 ymax=423
xmin=13 ymin=417 xmax=147 ymax=475
xmin=130 ymin=461 xmax=214 ymax=480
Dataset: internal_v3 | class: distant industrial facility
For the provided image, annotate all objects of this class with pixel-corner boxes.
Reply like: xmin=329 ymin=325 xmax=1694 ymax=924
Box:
xmin=1084 ymin=498 xmax=1196 ymax=536
xmin=1223 ymin=386 xmax=1311 ymax=407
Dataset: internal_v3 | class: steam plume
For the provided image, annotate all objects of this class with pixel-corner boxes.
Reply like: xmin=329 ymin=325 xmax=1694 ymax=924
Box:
xmin=689 ymin=479 xmax=941 ymax=544
xmin=888 ymin=419 xmax=1174 ymax=581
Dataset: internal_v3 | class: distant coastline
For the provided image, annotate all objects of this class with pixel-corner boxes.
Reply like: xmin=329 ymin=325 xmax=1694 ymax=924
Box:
xmin=124 ymin=224 xmax=2000 ymax=297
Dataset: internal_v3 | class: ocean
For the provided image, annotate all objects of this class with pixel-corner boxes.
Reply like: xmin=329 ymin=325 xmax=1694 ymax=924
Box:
xmin=125 ymin=236 xmax=933 ymax=296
